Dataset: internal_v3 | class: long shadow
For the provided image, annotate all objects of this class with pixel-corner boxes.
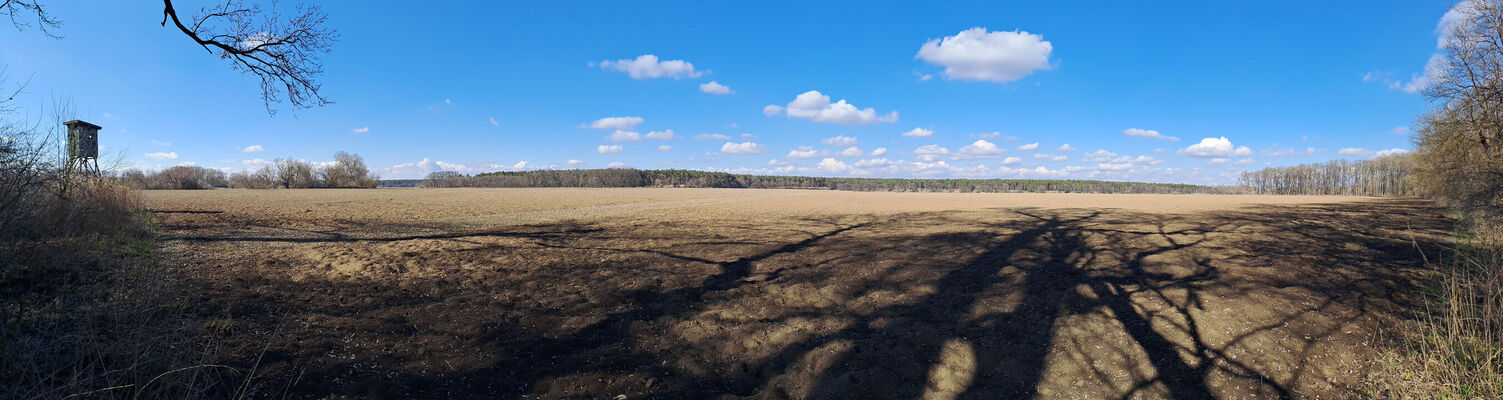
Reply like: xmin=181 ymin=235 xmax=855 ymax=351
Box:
xmin=167 ymin=199 xmax=1451 ymax=399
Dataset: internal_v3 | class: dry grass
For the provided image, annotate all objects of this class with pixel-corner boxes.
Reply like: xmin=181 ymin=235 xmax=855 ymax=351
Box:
xmin=1372 ymin=225 xmax=1503 ymax=399
xmin=1 ymin=177 xmax=234 ymax=399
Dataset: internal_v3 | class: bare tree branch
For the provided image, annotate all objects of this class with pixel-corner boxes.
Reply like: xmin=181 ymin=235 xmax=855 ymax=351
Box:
xmin=0 ymin=0 xmax=62 ymax=38
xmin=160 ymin=0 xmax=337 ymax=115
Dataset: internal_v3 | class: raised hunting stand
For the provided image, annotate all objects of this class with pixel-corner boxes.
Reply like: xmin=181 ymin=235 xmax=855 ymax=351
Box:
xmin=63 ymin=120 xmax=101 ymax=176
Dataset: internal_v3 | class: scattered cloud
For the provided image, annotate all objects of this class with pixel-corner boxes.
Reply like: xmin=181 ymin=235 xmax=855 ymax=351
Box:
xmin=145 ymin=151 xmax=178 ymax=160
xmin=597 ymin=144 xmax=625 ymax=155
xmin=1082 ymin=149 xmax=1119 ymax=163
xmin=597 ymin=54 xmax=702 ymax=80
xmin=721 ymin=142 xmax=766 ymax=155
xmin=1033 ymin=153 xmax=1068 ymax=162
xmin=645 ymin=129 xmax=675 ymax=140
xmin=699 ymin=81 xmax=733 ymax=95
xmin=1178 ymin=137 xmax=1252 ymax=158
xmin=822 ymin=135 xmax=859 ymax=147
xmin=1389 ymin=126 xmax=1410 ymax=135
xmin=1337 ymin=147 xmax=1373 ymax=157
xmin=1057 ymin=144 xmax=1076 ymax=151
xmin=956 ymin=139 xmax=1006 ymax=159
xmin=1017 ymin=142 xmax=1039 ymax=151
xmin=1261 ymin=145 xmax=1320 ymax=157
xmin=587 ymin=116 xmax=645 ymax=130
xmin=913 ymin=144 xmax=950 ymax=162
xmin=608 ymin=161 xmax=630 ymax=168
xmin=915 ymin=27 xmax=1054 ymax=83
xmin=837 ymin=147 xmax=865 ymax=158
xmin=1122 ymin=128 xmax=1179 ymax=141
xmin=242 ymin=145 xmax=264 ymax=153
xmin=658 ymin=145 xmax=673 ymax=151
xmin=150 ymin=140 xmax=171 ymax=147
xmin=566 ymin=159 xmax=586 ymax=166
xmin=242 ymin=158 xmax=271 ymax=167
xmin=914 ymin=71 xmax=933 ymax=82
xmin=871 ymin=148 xmax=888 ymax=156
xmin=1376 ymin=148 xmax=1411 ymax=157
xmin=787 ymin=146 xmax=827 ymax=159
xmin=740 ymin=133 xmax=757 ymax=140
xmin=1001 ymin=156 xmax=1022 ymax=165
xmin=512 ymin=161 xmax=528 ymax=169
xmin=765 ymin=90 xmax=898 ymax=125
xmin=974 ymin=132 xmax=1017 ymax=140
xmin=353 ymin=127 xmax=370 ymax=133
xmin=489 ymin=117 xmax=500 ymax=126
xmin=815 ymin=158 xmax=850 ymax=172
xmin=902 ymin=127 xmax=934 ymax=138
xmin=695 ymin=133 xmax=731 ymax=141
xmin=607 ymin=130 xmax=641 ymax=141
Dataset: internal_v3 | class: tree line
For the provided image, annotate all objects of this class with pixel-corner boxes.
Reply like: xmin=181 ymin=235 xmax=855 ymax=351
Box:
xmin=420 ymin=169 xmax=1216 ymax=194
xmin=117 ymin=151 xmax=379 ymax=189
xmin=1238 ymin=154 xmax=1415 ymax=196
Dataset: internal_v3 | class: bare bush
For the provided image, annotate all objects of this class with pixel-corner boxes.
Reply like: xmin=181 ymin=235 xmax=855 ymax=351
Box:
xmin=320 ymin=151 xmax=378 ymax=188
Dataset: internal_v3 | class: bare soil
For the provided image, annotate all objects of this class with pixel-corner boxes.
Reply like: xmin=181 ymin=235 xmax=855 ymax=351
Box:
xmin=143 ymin=188 xmax=1451 ymax=399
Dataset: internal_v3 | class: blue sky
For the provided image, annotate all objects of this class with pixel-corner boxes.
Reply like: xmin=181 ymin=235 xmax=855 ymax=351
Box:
xmin=0 ymin=1 xmax=1452 ymax=183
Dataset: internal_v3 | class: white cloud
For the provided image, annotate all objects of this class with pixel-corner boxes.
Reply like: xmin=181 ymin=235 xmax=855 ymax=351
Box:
xmin=1082 ymin=149 xmax=1119 ymax=162
xmin=597 ymin=54 xmax=702 ymax=79
xmin=838 ymin=147 xmax=865 ymax=158
xmin=566 ymin=159 xmax=586 ymax=166
xmin=1122 ymin=128 xmax=1179 ymax=141
xmin=721 ymin=142 xmax=766 ymax=155
xmin=787 ymin=146 xmax=827 ymax=159
xmin=1057 ymin=144 xmax=1076 ymax=151
xmin=902 ymin=127 xmax=934 ymax=138
xmin=1376 ymin=148 xmax=1411 ymax=157
xmin=658 ymin=145 xmax=673 ymax=151
xmin=871 ymin=147 xmax=888 ymax=156
xmin=645 ymin=129 xmax=675 ymax=140
xmin=150 ymin=140 xmax=171 ymax=147
xmin=607 ymin=130 xmax=641 ymax=141
xmin=1337 ymin=148 xmax=1380 ymax=158
xmin=915 ymin=27 xmax=1053 ymax=83
xmin=353 ymin=127 xmax=370 ymax=133
xmin=915 ymin=72 xmax=933 ymax=81
xmin=913 ymin=144 xmax=950 ymax=162
xmin=1178 ymin=137 xmax=1252 ymax=158
xmin=1017 ymin=142 xmax=1039 ymax=151
xmin=1097 ymin=163 xmax=1133 ymax=171
xmin=1207 ymin=158 xmax=1231 ymax=165
xmin=699 ymin=80 xmax=733 ymax=95
xmin=145 ymin=151 xmax=178 ymax=160
xmin=490 ymin=117 xmax=500 ymax=126
xmin=1261 ymin=145 xmax=1320 ymax=157
xmin=822 ymin=135 xmax=859 ymax=147
xmin=765 ymin=91 xmax=898 ymax=125
xmin=855 ymin=158 xmax=892 ymax=168
xmin=695 ymin=133 xmax=731 ymax=141
xmin=242 ymin=158 xmax=271 ymax=167
xmin=1390 ymin=126 xmax=1410 ymax=135
xmin=608 ymin=161 xmax=630 ymax=168
xmin=815 ymin=158 xmax=850 ymax=172
xmin=588 ymin=116 xmax=645 ymax=130
xmin=957 ymin=139 xmax=1006 ymax=159
xmin=1002 ymin=157 xmax=1022 ymax=165
xmin=973 ymin=132 xmax=1018 ymax=140
xmin=598 ymin=145 xmax=625 ymax=155
xmin=1235 ymin=159 xmax=1254 ymax=165
xmin=763 ymin=105 xmax=785 ymax=117
xmin=512 ymin=161 xmax=528 ymax=169
xmin=1033 ymin=153 xmax=1068 ymax=162
xmin=242 ymin=145 xmax=264 ymax=153
xmin=741 ymin=133 xmax=757 ymax=140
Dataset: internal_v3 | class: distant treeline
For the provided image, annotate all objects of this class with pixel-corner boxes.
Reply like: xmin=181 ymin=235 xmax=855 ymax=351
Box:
xmin=419 ymin=169 xmax=1215 ymax=194
xmin=1238 ymin=154 xmax=1414 ymax=196
xmin=118 ymin=151 xmax=379 ymax=190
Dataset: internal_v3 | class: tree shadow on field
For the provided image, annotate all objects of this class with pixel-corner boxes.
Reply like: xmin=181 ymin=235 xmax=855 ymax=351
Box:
xmin=170 ymin=198 xmax=1450 ymax=399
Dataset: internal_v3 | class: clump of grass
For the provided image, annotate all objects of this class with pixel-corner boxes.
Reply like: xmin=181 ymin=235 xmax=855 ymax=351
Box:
xmin=1372 ymin=226 xmax=1503 ymax=398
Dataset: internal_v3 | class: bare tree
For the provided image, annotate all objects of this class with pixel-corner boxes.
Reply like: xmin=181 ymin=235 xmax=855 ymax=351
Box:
xmin=1414 ymin=0 xmax=1503 ymax=221
xmin=5 ymin=0 xmax=336 ymax=115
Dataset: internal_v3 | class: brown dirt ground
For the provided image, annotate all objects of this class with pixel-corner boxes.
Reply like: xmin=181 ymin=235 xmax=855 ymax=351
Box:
xmin=142 ymin=188 xmax=1452 ymax=399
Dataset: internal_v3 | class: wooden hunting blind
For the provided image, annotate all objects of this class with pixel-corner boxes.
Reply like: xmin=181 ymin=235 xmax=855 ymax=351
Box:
xmin=64 ymin=120 xmax=101 ymax=174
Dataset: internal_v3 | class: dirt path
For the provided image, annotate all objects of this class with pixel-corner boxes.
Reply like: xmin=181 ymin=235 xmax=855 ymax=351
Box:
xmin=144 ymin=189 xmax=1450 ymax=399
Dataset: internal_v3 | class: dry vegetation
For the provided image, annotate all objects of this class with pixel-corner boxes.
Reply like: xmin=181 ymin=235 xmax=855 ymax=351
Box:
xmin=134 ymin=188 xmax=1448 ymax=399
